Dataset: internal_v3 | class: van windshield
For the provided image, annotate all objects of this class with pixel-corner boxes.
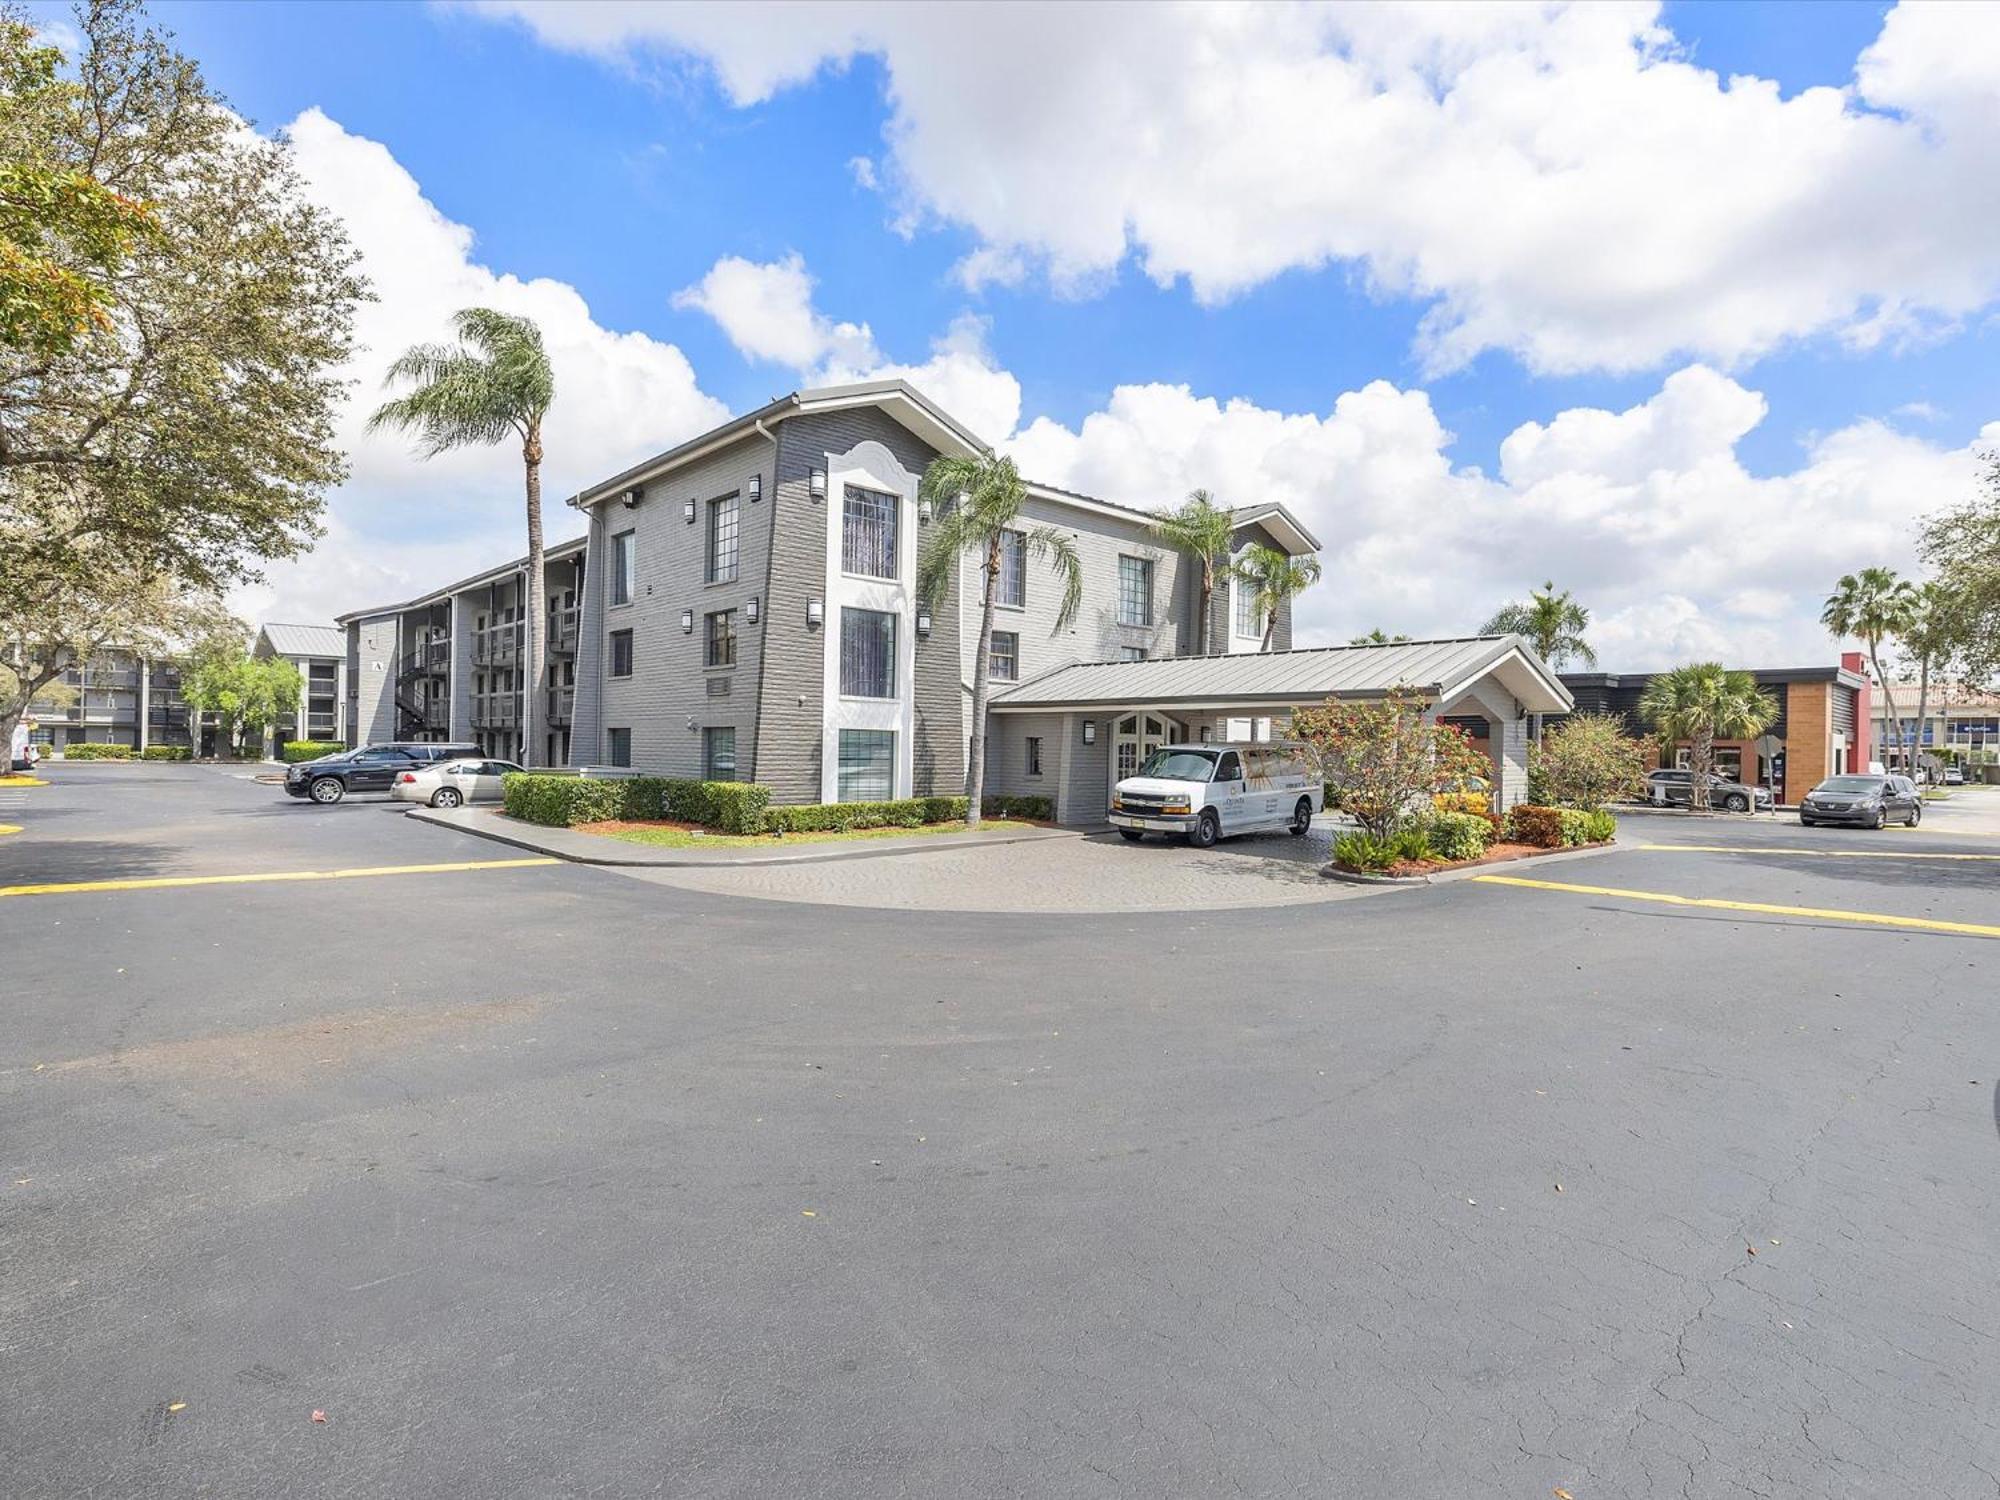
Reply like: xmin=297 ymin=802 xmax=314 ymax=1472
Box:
xmin=1135 ymin=748 xmax=1218 ymax=782
xmin=1819 ymin=776 xmax=1886 ymax=792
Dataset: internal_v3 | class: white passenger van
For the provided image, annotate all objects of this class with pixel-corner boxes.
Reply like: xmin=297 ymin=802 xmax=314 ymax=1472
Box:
xmin=1108 ymin=743 xmax=1322 ymax=848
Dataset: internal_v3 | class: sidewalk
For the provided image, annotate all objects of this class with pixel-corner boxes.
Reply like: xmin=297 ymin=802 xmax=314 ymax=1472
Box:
xmin=405 ymin=804 xmax=1085 ymax=867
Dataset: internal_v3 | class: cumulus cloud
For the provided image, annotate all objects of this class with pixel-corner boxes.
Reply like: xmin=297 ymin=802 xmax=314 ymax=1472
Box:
xmin=465 ymin=0 xmax=2000 ymax=375
xmin=242 ymin=109 xmax=728 ymax=626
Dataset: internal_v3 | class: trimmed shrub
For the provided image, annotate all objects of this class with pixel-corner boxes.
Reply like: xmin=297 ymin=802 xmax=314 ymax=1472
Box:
xmin=1505 ymin=804 xmax=1566 ymax=848
xmin=502 ymin=772 xmax=629 ymax=827
xmin=63 ymin=742 xmax=134 ymax=760
xmin=282 ymin=740 xmax=346 ymax=763
xmin=980 ymin=794 xmax=1053 ymax=821
xmin=764 ymin=797 xmax=929 ymax=834
xmin=1581 ymin=809 xmax=1617 ymax=844
xmin=704 ymin=781 xmax=772 ymax=835
xmin=1333 ymin=831 xmax=1397 ymax=871
xmin=1389 ymin=825 xmax=1435 ymax=863
xmin=140 ymin=745 xmax=192 ymax=761
xmin=1422 ymin=809 xmax=1493 ymax=862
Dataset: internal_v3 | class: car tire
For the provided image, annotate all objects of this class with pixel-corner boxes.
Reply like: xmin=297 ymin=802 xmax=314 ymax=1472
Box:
xmin=1289 ymin=797 xmax=1312 ymax=836
xmin=1118 ymin=828 xmax=1144 ymax=842
xmin=1723 ymin=794 xmax=1749 ymax=813
xmin=1870 ymin=807 xmax=1885 ymax=830
xmin=1908 ymin=804 xmax=1922 ymax=827
xmin=308 ymin=776 xmax=344 ymax=805
xmin=1799 ymin=817 xmax=1815 ymax=827
xmin=432 ymin=787 xmax=462 ymax=809
xmin=1187 ymin=810 xmax=1220 ymax=849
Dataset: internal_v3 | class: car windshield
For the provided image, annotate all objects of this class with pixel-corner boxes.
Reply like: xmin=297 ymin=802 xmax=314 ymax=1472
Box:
xmin=1819 ymin=776 xmax=1885 ymax=792
xmin=1135 ymin=748 xmax=1217 ymax=782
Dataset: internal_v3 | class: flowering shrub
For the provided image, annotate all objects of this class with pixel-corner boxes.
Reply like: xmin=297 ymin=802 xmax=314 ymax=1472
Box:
xmin=1422 ymin=810 xmax=1494 ymax=861
xmin=1530 ymin=713 xmax=1647 ymax=811
xmin=1292 ymin=686 xmax=1491 ymax=839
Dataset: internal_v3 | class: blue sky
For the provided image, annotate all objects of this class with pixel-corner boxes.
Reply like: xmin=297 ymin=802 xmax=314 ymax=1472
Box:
xmin=48 ymin=1 xmax=1999 ymax=665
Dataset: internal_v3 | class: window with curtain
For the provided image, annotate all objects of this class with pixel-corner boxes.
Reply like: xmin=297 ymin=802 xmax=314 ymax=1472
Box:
xmin=706 ymin=493 xmax=739 ymax=583
xmin=988 ymin=630 xmax=1018 ymax=681
xmin=842 ymin=485 xmax=898 ymax=579
xmin=997 ymin=529 xmax=1025 ymax=607
xmin=1234 ymin=577 xmax=1263 ymax=638
xmin=838 ymin=729 xmax=895 ymax=802
xmin=839 ymin=608 xmax=897 ymax=698
xmin=609 ymin=629 xmax=633 ymax=677
xmin=1117 ymin=555 xmax=1152 ymax=626
xmin=610 ymin=530 xmax=635 ymax=606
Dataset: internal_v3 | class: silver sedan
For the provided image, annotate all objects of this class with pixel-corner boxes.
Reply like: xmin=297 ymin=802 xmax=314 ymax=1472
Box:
xmin=389 ymin=757 xmax=521 ymax=809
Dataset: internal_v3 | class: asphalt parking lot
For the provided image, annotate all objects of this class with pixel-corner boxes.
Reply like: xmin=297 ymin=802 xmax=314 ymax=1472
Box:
xmin=4 ymin=765 xmax=1998 ymax=1498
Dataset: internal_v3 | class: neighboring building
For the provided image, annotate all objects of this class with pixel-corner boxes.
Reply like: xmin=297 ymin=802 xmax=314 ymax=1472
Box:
xmin=253 ymin=623 xmax=348 ymax=754
xmin=336 ymin=380 xmax=1577 ymax=819
xmin=337 ymin=536 xmax=586 ymax=762
xmin=1555 ymin=654 xmax=1871 ymax=804
xmin=23 ymin=648 xmax=160 ymax=753
xmin=1872 ymin=680 xmax=2000 ymax=770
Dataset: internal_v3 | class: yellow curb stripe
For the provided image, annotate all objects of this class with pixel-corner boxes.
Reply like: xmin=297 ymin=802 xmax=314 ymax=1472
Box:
xmin=1636 ymin=842 xmax=2000 ymax=862
xmin=0 ymin=776 xmax=48 ymax=787
xmin=0 ymin=857 xmax=559 ymax=900
xmin=0 ymin=824 xmax=20 ymax=837
xmin=1470 ymin=873 xmax=2000 ymax=939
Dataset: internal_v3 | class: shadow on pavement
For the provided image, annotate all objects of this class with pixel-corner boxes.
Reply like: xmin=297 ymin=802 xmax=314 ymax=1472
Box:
xmin=0 ymin=838 xmax=175 ymax=887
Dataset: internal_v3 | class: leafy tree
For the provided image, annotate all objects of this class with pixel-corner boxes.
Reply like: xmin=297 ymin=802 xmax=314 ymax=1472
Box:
xmin=1895 ymin=581 xmax=1970 ymax=777
xmin=1233 ymin=542 xmax=1322 ymax=651
xmin=1480 ymin=581 xmax=1597 ymax=668
xmin=1291 ymin=685 xmax=1490 ymax=840
xmin=918 ymin=450 xmax=1081 ymax=827
xmin=1530 ymin=713 xmax=1646 ymax=811
xmin=0 ymin=0 xmax=364 ymax=607
xmin=180 ymin=620 xmax=300 ymax=757
xmin=1350 ymin=628 xmax=1409 ymax=645
xmin=1637 ymin=664 xmax=1778 ymax=809
xmin=370 ymin=308 xmax=554 ymax=764
xmin=1149 ymin=489 xmax=1236 ymax=655
xmin=1821 ymin=565 xmax=1920 ymax=768
xmin=1919 ymin=451 xmax=2000 ymax=688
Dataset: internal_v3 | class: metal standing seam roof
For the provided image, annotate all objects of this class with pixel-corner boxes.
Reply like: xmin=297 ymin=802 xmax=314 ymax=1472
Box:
xmin=257 ymin=623 xmax=346 ymax=659
xmin=989 ymin=635 xmax=1575 ymax=713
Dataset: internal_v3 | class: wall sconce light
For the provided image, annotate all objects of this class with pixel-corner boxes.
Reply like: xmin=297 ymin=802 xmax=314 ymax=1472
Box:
xmin=680 ymin=609 xmax=694 ymax=634
xmin=621 ymin=487 xmax=642 ymax=509
xmin=809 ymin=467 xmax=827 ymax=501
xmin=807 ymin=597 xmax=824 ymax=628
xmin=918 ymin=496 xmax=933 ymax=523
xmin=682 ymin=499 xmax=697 ymax=524
xmin=1082 ymin=719 xmax=1097 ymax=745
xmin=916 ymin=607 xmax=932 ymax=637
xmin=747 ymin=473 xmax=762 ymax=503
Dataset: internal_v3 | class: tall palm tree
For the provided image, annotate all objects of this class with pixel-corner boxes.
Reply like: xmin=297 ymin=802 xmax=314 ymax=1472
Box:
xmin=1481 ymin=581 xmax=1597 ymax=668
xmin=1638 ymin=663 xmax=1778 ymax=810
xmin=1234 ymin=544 xmax=1322 ymax=652
xmin=369 ymin=310 xmax=554 ymax=765
xmin=1150 ymin=489 xmax=1237 ymax=655
xmin=1821 ymin=566 xmax=1919 ymax=770
xmin=918 ymin=451 xmax=1081 ymax=828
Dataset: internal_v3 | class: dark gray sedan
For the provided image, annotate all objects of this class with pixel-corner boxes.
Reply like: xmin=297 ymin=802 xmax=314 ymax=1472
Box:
xmin=1798 ymin=774 xmax=1923 ymax=828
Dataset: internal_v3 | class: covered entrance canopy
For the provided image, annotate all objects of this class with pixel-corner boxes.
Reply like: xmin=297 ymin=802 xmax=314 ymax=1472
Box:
xmin=988 ymin=635 xmax=1575 ymax=826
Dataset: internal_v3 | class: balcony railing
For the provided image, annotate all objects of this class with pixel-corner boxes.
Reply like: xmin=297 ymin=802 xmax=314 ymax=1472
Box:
xmin=83 ymin=669 xmax=140 ymax=690
xmin=398 ymin=699 xmax=449 ymax=732
xmin=548 ymin=607 xmax=579 ymax=655
xmin=473 ymin=621 xmax=522 ymax=667
xmin=399 ymin=637 xmax=451 ymax=679
xmin=546 ymin=687 xmax=574 ymax=725
xmin=472 ymin=693 xmax=521 ymax=730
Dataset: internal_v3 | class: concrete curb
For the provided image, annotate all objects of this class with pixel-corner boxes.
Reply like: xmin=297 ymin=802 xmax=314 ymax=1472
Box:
xmin=403 ymin=805 xmax=1089 ymax=868
xmin=1323 ymin=838 xmax=1627 ymax=887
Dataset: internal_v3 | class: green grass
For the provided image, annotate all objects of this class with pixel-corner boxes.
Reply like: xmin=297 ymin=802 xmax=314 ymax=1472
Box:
xmin=590 ymin=817 xmax=1043 ymax=849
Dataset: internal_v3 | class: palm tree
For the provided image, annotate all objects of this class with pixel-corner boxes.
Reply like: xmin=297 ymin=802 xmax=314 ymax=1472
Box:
xmin=1638 ymin=663 xmax=1779 ymax=810
xmin=1898 ymin=581 xmax=1966 ymax=779
xmin=1821 ymin=566 xmax=1919 ymax=771
xmin=1481 ymin=581 xmax=1597 ymax=668
xmin=1350 ymin=628 xmax=1409 ymax=646
xmin=918 ymin=451 xmax=1082 ymax=828
xmin=370 ymin=309 xmax=554 ymax=765
xmin=1233 ymin=543 xmax=1322 ymax=652
xmin=1150 ymin=489 xmax=1237 ymax=655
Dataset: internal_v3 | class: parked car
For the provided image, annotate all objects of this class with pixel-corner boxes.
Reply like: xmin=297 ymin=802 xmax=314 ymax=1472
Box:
xmin=390 ymin=757 xmax=522 ymax=808
xmin=1645 ymin=768 xmax=1773 ymax=813
xmin=283 ymin=742 xmax=481 ymax=804
xmin=1942 ymin=764 xmax=1966 ymax=786
xmin=1798 ymin=773 xmax=1923 ymax=828
xmin=1109 ymin=744 xmax=1322 ymax=848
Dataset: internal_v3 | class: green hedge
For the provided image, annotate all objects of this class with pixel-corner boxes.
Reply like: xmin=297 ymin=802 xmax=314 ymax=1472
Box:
xmin=502 ymin=773 xmax=628 ymax=827
xmin=1505 ymin=804 xmax=1598 ymax=848
xmin=1421 ymin=809 xmax=1493 ymax=861
xmin=62 ymin=742 xmax=134 ymax=760
xmin=140 ymin=745 xmax=192 ymax=761
xmin=282 ymin=740 xmax=347 ymax=763
xmin=500 ymin=773 xmax=773 ymax=834
xmin=980 ymin=794 xmax=1054 ymax=821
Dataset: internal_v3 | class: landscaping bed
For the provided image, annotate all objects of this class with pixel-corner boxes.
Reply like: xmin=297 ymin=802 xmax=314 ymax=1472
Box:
xmin=574 ymin=816 xmax=1047 ymax=850
xmin=1370 ymin=837 xmax=1612 ymax=879
xmin=1331 ymin=804 xmax=1619 ymax=880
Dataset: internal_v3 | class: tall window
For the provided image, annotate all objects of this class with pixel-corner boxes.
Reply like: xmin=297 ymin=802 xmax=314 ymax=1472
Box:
xmin=842 ymin=485 xmax=899 ymax=579
xmin=1117 ymin=555 xmax=1152 ymax=626
xmin=706 ymin=493 xmax=739 ymax=583
xmin=705 ymin=610 xmax=736 ymax=668
xmin=610 ymin=530 xmax=635 ymax=606
xmin=1025 ymin=735 xmax=1043 ymax=777
xmin=838 ymin=729 xmax=895 ymax=802
xmin=1234 ymin=577 xmax=1263 ymax=638
xmin=840 ymin=608 xmax=896 ymax=698
xmin=609 ymin=629 xmax=633 ymax=677
xmin=606 ymin=727 xmax=631 ymax=768
xmin=997 ymin=529 xmax=1025 ymax=607
xmin=704 ymin=726 xmax=736 ymax=781
xmin=989 ymin=630 xmax=1018 ymax=681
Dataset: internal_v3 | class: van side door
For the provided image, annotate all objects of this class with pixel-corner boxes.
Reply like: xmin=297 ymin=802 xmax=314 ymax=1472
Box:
xmin=1212 ymin=750 xmax=1246 ymax=832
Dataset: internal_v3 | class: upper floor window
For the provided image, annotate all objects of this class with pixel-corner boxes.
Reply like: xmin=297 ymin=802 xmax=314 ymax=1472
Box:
xmin=839 ymin=608 xmax=897 ymax=699
xmin=989 ymin=630 xmax=1019 ymax=681
xmin=997 ymin=529 xmax=1025 ymax=607
xmin=842 ymin=485 xmax=898 ymax=580
xmin=1234 ymin=577 xmax=1263 ymax=639
xmin=707 ymin=493 xmax=739 ymax=584
xmin=610 ymin=530 xmax=636 ymax=607
xmin=1117 ymin=555 xmax=1153 ymax=627
xmin=1119 ymin=646 xmax=1147 ymax=662
xmin=705 ymin=609 xmax=736 ymax=669
xmin=609 ymin=628 xmax=633 ymax=678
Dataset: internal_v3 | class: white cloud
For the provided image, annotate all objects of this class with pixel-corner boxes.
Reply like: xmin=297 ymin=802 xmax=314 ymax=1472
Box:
xmin=847 ymin=155 xmax=877 ymax=191
xmin=466 ymin=0 xmax=2000 ymax=376
xmin=1894 ymin=400 xmax=1942 ymax=422
xmin=241 ymin=109 xmax=728 ymax=627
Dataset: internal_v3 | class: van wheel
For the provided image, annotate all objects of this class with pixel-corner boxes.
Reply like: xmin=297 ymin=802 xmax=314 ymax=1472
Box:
xmin=1118 ymin=828 xmax=1144 ymax=842
xmin=309 ymin=776 xmax=344 ymax=805
xmin=1289 ymin=797 xmax=1312 ymax=835
xmin=1187 ymin=810 xmax=1220 ymax=849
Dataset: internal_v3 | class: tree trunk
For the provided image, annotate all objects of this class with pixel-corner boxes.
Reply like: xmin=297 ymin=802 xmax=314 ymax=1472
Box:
xmin=1690 ymin=727 xmax=1713 ymax=809
xmin=0 ymin=659 xmax=63 ymax=770
xmin=963 ymin=531 xmax=1001 ymax=828
xmin=1261 ymin=598 xmax=1276 ymax=653
xmin=1197 ymin=557 xmax=1212 ymax=656
xmin=1869 ymin=639 xmax=1901 ymax=775
xmin=522 ymin=425 xmax=545 ymax=769
xmin=1911 ymin=653 xmax=1931 ymax=782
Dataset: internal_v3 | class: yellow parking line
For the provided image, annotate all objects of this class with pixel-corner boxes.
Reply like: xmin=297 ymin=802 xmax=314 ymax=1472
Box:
xmin=1471 ymin=873 xmax=2000 ymax=939
xmin=1637 ymin=843 xmax=2000 ymax=862
xmin=0 ymin=775 xmax=47 ymax=787
xmin=0 ymin=857 xmax=559 ymax=900
xmin=0 ymin=824 xmax=20 ymax=837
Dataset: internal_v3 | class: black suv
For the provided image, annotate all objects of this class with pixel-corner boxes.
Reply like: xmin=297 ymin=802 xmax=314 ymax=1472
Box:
xmin=284 ymin=742 xmax=481 ymax=804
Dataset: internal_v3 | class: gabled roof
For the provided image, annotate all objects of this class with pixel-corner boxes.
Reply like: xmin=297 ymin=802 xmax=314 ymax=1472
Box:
xmin=335 ymin=534 xmax=588 ymax=623
xmin=990 ymin=635 xmax=1574 ymax=715
xmin=256 ymin=622 xmax=345 ymax=659
xmin=1229 ymin=502 xmax=1321 ymax=555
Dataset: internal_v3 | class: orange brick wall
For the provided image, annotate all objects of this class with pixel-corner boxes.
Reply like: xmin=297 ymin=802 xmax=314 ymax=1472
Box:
xmin=1786 ymin=682 xmax=1832 ymax=797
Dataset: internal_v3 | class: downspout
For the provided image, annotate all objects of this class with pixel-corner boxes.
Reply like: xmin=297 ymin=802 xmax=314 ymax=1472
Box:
xmin=748 ymin=416 xmax=782 ymax=786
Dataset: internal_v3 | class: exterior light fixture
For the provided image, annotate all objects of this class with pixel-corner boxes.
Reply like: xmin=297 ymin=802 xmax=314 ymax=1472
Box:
xmin=683 ymin=499 xmax=697 ymax=524
xmin=807 ymin=597 xmax=824 ymax=627
xmin=1082 ymin=719 xmax=1097 ymax=745
xmin=747 ymin=596 xmax=760 ymax=625
xmin=621 ymin=487 xmax=642 ymax=509
xmin=809 ymin=467 xmax=827 ymax=501
xmin=747 ymin=473 xmax=762 ymax=502
xmin=916 ymin=607 xmax=932 ymax=637
xmin=680 ymin=609 xmax=694 ymax=634
xmin=918 ymin=496 xmax=933 ymax=523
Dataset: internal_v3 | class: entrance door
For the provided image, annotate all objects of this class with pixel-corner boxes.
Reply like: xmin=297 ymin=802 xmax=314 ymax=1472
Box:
xmin=1113 ymin=713 xmax=1177 ymax=782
